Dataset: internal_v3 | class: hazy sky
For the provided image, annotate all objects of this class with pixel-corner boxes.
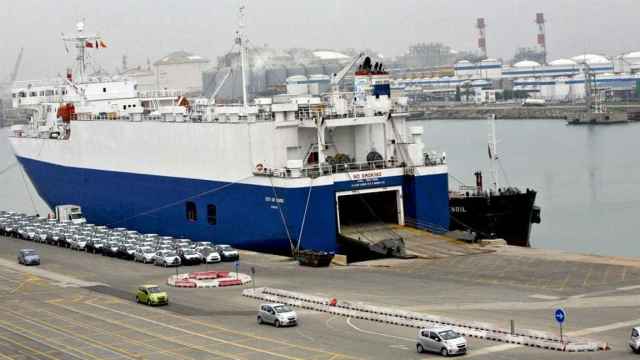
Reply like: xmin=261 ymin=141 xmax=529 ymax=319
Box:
xmin=1 ymin=0 xmax=638 ymax=80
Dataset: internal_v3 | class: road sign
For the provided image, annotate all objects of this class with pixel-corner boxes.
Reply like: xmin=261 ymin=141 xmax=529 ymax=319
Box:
xmin=555 ymin=308 xmax=566 ymax=324
xmin=555 ymin=308 xmax=566 ymax=343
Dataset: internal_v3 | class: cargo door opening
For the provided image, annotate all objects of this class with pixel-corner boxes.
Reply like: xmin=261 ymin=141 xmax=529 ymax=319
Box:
xmin=336 ymin=187 xmax=407 ymax=261
xmin=336 ymin=188 xmax=403 ymax=232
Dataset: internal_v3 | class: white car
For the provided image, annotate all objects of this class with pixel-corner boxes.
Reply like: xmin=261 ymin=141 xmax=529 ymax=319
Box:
xmin=630 ymin=327 xmax=640 ymax=353
xmin=257 ymin=303 xmax=297 ymax=327
xmin=134 ymin=247 xmax=156 ymax=263
xmin=416 ymin=327 xmax=467 ymax=356
xmin=70 ymin=235 xmax=88 ymax=250
xmin=215 ymin=244 xmax=239 ymax=261
xmin=199 ymin=248 xmax=221 ymax=263
xmin=154 ymin=251 xmax=181 ymax=267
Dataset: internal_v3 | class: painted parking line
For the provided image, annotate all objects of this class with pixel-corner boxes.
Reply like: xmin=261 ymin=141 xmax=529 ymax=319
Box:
xmin=99 ymin=301 xmax=358 ymax=360
xmin=3 ymin=309 xmax=135 ymax=359
xmin=14 ymin=303 xmax=195 ymax=360
xmin=51 ymin=301 xmax=262 ymax=360
xmin=0 ymin=319 xmax=85 ymax=360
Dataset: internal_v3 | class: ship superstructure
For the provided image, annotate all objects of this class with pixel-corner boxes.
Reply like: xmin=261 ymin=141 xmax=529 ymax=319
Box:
xmin=8 ymin=16 xmax=450 ymax=256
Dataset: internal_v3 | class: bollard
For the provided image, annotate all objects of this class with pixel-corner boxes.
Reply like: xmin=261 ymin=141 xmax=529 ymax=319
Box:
xmin=510 ymin=320 xmax=515 ymax=335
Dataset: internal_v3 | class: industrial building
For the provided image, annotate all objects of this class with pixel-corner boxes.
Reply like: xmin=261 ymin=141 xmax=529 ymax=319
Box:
xmin=392 ymin=52 xmax=640 ymax=103
xmin=202 ymin=47 xmax=373 ymax=101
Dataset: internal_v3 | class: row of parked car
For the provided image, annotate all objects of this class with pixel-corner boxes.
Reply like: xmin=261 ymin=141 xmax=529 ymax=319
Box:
xmin=0 ymin=211 xmax=240 ymax=267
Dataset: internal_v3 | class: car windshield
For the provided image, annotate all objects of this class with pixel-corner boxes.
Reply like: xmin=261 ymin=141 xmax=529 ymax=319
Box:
xmin=274 ymin=305 xmax=292 ymax=313
xmin=147 ymin=287 xmax=162 ymax=293
xmin=22 ymin=250 xmax=36 ymax=256
xmin=439 ymin=330 xmax=461 ymax=340
xmin=143 ymin=248 xmax=155 ymax=254
xmin=183 ymin=250 xmax=195 ymax=255
xmin=219 ymin=245 xmax=232 ymax=250
xmin=166 ymin=252 xmax=177 ymax=257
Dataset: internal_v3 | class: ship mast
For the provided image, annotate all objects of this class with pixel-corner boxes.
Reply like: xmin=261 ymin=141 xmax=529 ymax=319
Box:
xmin=62 ymin=20 xmax=100 ymax=83
xmin=488 ymin=114 xmax=500 ymax=193
xmin=236 ymin=3 xmax=249 ymax=115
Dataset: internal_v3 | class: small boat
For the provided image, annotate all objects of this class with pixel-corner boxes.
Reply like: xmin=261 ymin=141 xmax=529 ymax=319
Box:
xmin=296 ymin=250 xmax=334 ymax=267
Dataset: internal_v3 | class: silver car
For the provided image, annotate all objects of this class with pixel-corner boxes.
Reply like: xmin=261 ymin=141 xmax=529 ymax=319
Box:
xmin=257 ymin=303 xmax=297 ymax=327
xmin=154 ymin=251 xmax=181 ymax=267
xmin=134 ymin=247 xmax=156 ymax=264
xmin=18 ymin=249 xmax=40 ymax=266
xmin=416 ymin=327 xmax=467 ymax=356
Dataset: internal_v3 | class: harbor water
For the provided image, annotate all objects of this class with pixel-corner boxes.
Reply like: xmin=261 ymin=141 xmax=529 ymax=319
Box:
xmin=2 ymin=120 xmax=639 ymax=257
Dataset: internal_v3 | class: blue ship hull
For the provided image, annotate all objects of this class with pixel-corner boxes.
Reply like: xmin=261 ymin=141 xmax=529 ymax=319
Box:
xmin=17 ymin=156 xmax=450 ymax=255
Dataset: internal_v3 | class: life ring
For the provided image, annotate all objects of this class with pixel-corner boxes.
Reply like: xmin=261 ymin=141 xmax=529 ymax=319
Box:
xmin=255 ymin=163 xmax=264 ymax=172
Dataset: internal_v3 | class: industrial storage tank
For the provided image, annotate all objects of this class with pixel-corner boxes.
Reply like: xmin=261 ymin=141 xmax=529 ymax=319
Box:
xmin=286 ymin=75 xmax=309 ymax=95
xmin=308 ymin=74 xmax=330 ymax=95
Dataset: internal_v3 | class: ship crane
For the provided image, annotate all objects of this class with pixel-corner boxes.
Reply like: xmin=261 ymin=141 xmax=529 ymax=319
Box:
xmin=8 ymin=48 xmax=23 ymax=84
xmin=208 ymin=68 xmax=233 ymax=105
xmin=330 ymin=52 xmax=365 ymax=94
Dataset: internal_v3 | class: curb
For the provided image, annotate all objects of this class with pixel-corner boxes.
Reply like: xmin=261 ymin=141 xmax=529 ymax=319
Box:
xmin=168 ymin=272 xmax=251 ymax=288
xmin=242 ymin=287 xmax=608 ymax=353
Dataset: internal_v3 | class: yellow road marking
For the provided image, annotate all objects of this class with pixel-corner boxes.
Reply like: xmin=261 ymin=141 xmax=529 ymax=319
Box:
xmin=52 ymin=302 xmax=250 ymax=360
xmin=13 ymin=304 xmax=194 ymax=360
xmin=45 ymin=297 xmax=67 ymax=304
xmin=7 ymin=275 xmax=42 ymax=294
xmin=4 ymin=309 xmax=139 ymax=360
xmin=86 ymin=301 xmax=325 ymax=360
xmin=127 ymin=303 xmax=357 ymax=359
xmin=0 ymin=349 xmax=14 ymax=360
xmin=0 ymin=319 xmax=85 ymax=360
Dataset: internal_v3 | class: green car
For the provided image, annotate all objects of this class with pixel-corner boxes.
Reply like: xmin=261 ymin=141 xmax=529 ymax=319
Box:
xmin=136 ymin=285 xmax=169 ymax=306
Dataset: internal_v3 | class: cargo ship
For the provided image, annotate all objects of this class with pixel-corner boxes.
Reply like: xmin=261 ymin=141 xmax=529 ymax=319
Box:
xmin=7 ymin=12 xmax=450 ymax=257
xmin=448 ymin=116 xmax=541 ymax=247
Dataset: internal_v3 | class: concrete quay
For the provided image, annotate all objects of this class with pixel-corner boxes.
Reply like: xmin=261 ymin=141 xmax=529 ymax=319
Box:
xmin=411 ymin=104 xmax=639 ymax=120
xmin=1 ymin=233 xmax=640 ymax=359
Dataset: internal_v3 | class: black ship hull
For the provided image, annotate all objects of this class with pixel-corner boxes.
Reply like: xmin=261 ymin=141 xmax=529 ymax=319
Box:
xmin=449 ymin=189 xmax=540 ymax=247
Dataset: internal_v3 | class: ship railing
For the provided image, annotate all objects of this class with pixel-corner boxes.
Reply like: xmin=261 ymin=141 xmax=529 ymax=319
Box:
xmin=138 ymin=89 xmax=186 ymax=99
xmin=253 ymin=159 xmax=407 ymax=179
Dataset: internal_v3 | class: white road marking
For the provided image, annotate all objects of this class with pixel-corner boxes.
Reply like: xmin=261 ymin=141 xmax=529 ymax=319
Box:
xmin=295 ymin=329 xmax=315 ymax=342
xmin=617 ymin=284 xmax=640 ymax=291
xmin=529 ymin=294 xmax=560 ymax=300
xmin=389 ymin=344 xmax=409 ymax=350
xmin=345 ymin=318 xmax=415 ymax=342
xmin=465 ymin=344 xmax=521 ymax=358
xmin=467 ymin=317 xmax=640 ymax=357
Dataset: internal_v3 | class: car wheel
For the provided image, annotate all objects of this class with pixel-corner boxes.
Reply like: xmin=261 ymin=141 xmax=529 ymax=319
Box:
xmin=440 ymin=348 xmax=448 ymax=357
xmin=417 ymin=344 xmax=424 ymax=353
xmin=274 ymin=320 xmax=280 ymax=328
xmin=257 ymin=316 xmax=263 ymax=324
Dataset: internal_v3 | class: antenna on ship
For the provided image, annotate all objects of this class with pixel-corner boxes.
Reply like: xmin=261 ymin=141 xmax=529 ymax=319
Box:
xmin=61 ymin=19 xmax=102 ymax=83
xmin=488 ymin=114 xmax=500 ymax=193
xmin=236 ymin=2 xmax=249 ymax=115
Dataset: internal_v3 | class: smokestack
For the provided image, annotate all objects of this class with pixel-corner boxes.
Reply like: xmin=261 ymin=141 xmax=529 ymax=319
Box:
xmin=536 ymin=13 xmax=547 ymax=64
xmin=476 ymin=18 xmax=487 ymax=59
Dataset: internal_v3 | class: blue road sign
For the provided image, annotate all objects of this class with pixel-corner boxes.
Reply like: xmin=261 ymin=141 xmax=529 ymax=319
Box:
xmin=555 ymin=308 xmax=566 ymax=324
